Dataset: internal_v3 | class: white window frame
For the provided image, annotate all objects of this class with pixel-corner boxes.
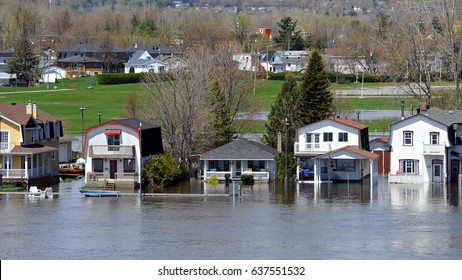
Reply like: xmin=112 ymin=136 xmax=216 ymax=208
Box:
xmin=403 ymin=131 xmax=413 ymax=146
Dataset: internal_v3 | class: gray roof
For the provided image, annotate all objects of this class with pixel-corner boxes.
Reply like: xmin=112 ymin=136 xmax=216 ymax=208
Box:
xmin=59 ymin=43 xmax=127 ymax=53
xmin=200 ymin=138 xmax=279 ymax=160
xmin=57 ymin=55 xmax=102 ymax=63
xmin=114 ymin=118 xmax=160 ymax=130
xmin=391 ymin=107 xmax=462 ymax=127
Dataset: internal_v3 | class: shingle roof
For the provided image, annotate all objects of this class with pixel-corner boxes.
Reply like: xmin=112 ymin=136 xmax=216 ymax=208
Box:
xmin=0 ymin=102 xmax=58 ymax=125
xmin=57 ymin=55 xmax=102 ymax=63
xmin=200 ymin=138 xmax=279 ymax=160
xmin=313 ymin=146 xmax=379 ymax=160
xmin=328 ymin=116 xmax=368 ymax=129
xmin=420 ymin=107 xmax=462 ymax=126
xmin=114 ymin=118 xmax=160 ymax=130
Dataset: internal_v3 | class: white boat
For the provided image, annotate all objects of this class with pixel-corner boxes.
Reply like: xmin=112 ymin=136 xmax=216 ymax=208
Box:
xmin=28 ymin=186 xmax=54 ymax=198
xmin=79 ymin=189 xmax=120 ymax=197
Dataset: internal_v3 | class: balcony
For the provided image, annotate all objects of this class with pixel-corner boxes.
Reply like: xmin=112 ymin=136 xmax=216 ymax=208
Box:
xmin=423 ymin=144 xmax=445 ymax=155
xmin=0 ymin=142 xmax=17 ymax=152
xmin=294 ymin=142 xmax=330 ymax=155
xmin=89 ymin=145 xmax=135 ymax=158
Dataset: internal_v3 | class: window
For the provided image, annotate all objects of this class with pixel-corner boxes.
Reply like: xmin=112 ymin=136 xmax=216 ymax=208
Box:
xmin=339 ymin=132 xmax=348 ymax=142
xmin=107 ymin=135 xmax=120 ymax=146
xmin=208 ymin=160 xmax=230 ymax=171
xmin=124 ymin=159 xmax=135 ymax=173
xmin=306 ymin=133 xmax=320 ymax=149
xmin=93 ymin=159 xmax=103 ymax=172
xmin=323 ymin=132 xmax=333 ymax=142
xmin=336 ymin=159 xmax=355 ymax=172
xmin=247 ymin=160 xmax=266 ymax=171
xmin=0 ymin=131 xmax=9 ymax=150
xmin=399 ymin=159 xmax=419 ymax=174
xmin=430 ymin=132 xmax=439 ymax=144
xmin=403 ymin=131 xmax=413 ymax=145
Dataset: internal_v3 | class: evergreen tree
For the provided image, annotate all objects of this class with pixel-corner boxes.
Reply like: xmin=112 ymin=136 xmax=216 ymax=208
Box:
xmin=299 ymin=51 xmax=333 ymax=125
xmin=262 ymin=74 xmax=301 ymax=151
xmin=208 ymin=80 xmax=236 ymax=148
xmin=273 ymin=17 xmax=304 ymax=51
xmin=7 ymin=35 xmax=39 ymax=86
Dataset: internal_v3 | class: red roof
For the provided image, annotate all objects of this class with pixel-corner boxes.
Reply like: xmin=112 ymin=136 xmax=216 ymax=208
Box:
xmin=104 ymin=129 xmax=121 ymax=136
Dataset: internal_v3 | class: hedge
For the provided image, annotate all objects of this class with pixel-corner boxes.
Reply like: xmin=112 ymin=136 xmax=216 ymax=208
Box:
xmin=97 ymin=73 xmax=143 ymax=84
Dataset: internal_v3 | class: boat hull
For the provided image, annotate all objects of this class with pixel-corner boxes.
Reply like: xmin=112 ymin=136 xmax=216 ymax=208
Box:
xmin=79 ymin=189 xmax=120 ymax=197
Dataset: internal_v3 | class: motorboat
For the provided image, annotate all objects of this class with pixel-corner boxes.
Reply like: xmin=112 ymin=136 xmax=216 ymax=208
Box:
xmin=28 ymin=186 xmax=54 ymax=198
xmin=79 ymin=189 xmax=121 ymax=197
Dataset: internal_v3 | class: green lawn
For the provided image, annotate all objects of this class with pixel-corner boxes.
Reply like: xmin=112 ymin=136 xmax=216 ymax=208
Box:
xmin=0 ymin=77 xmax=439 ymax=134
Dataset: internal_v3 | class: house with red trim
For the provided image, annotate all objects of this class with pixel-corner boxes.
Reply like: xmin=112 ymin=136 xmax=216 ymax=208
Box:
xmin=294 ymin=116 xmax=379 ymax=186
xmin=83 ymin=118 xmax=163 ymax=189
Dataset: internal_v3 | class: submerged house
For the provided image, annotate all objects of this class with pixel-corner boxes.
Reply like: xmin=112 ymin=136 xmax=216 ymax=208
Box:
xmin=294 ymin=116 xmax=378 ymax=186
xmin=199 ymin=138 xmax=279 ymax=182
xmin=83 ymin=118 xmax=163 ymax=189
xmin=0 ymin=102 xmax=63 ymax=187
xmin=388 ymin=107 xmax=462 ymax=184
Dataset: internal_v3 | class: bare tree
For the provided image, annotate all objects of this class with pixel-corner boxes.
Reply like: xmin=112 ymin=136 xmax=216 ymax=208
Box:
xmin=431 ymin=0 xmax=462 ymax=109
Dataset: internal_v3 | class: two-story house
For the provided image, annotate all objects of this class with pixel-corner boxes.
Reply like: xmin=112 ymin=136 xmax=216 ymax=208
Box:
xmin=0 ymin=102 xmax=63 ymax=187
xmin=388 ymin=107 xmax=462 ymax=184
xmin=83 ymin=118 xmax=163 ymax=189
xmin=124 ymin=50 xmax=167 ymax=73
xmin=294 ymin=116 xmax=378 ymax=185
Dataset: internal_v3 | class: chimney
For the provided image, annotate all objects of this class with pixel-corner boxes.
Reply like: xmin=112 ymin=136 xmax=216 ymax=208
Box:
xmin=32 ymin=101 xmax=38 ymax=120
xmin=26 ymin=100 xmax=33 ymax=115
xmin=421 ymin=98 xmax=428 ymax=111
xmin=277 ymin=131 xmax=282 ymax=153
xmin=401 ymin=100 xmax=405 ymax=120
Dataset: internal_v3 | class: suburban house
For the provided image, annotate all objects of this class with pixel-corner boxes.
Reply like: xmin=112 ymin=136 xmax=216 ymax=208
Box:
xmin=199 ymin=138 xmax=279 ymax=182
xmin=0 ymin=101 xmax=63 ymax=187
xmin=40 ymin=65 xmax=66 ymax=84
xmin=124 ymin=50 xmax=168 ymax=73
xmin=57 ymin=43 xmax=131 ymax=63
xmin=280 ymin=50 xmax=309 ymax=72
xmin=56 ymin=55 xmax=104 ymax=77
xmin=59 ymin=135 xmax=77 ymax=163
xmin=294 ymin=116 xmax=379 ymax=185
xmin=388 ymin=107 xmax=462 ymax=184
xmin=83 ymin=118 xmax=163 ymax=189
xmin=0 ymin=49 xmax=14 ymax=85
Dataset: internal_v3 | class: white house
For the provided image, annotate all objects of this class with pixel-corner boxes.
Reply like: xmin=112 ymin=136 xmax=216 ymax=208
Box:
xmin=124 ymin=50 xmax=168 ymax=73
xmin=40 ymin=66 xmax=66 ymax=84
xmin=294 ymin=116 xmax=378 ymax=185
xmin=388 ymin=107 xmax=462 ymax=184
xmin=199 ymin=138 xmax=279 ymax=182
xmin=84 ymin=118 xmax=163 ymax=189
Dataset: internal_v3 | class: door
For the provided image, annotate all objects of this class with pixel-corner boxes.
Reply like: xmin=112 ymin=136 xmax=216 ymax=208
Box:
xmin=433 ymin=163 xmax=442 ymax=183
xmin=234 ymin=161 xmax=241 ymax=177
xmin=451 ymin=159 xmax=460 ymax=182
xmin=109 ymin=160 xmax=117 ymax=179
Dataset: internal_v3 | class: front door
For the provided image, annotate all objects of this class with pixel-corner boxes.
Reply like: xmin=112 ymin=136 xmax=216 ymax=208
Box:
xmin=109 ymin=160 xmax=117 ymax=179
xmin=433 ymin=163 xmax=442 ymax=183
xmin=451 ymin=159 xmax=460 ymax=182
xmin=234 ymin=161 xmax=241 ymax=177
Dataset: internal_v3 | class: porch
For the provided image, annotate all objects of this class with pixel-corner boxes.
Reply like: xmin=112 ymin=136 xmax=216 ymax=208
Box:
xmin=86 ymin=171 xmax=136 ymax=189
xmin=204 ymin=170 xmax=270 ymax=182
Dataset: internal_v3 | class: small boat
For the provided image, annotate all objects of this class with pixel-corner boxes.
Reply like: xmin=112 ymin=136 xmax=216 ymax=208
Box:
xmin=28 ymin=186 xmax=54 ymax=199
xmin=79 ymin=189 xmax=120 ymax=197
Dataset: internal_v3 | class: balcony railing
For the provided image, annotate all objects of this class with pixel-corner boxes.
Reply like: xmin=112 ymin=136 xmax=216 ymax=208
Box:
xmin=294 ymin=142 xmax=330 ymax=154
xmin=89 ymin=145 xmax=135 ymax=158
xmin=1 ymin=169 xmax=26 ymax=178
xmin=0 ymin=142 xmax=17 ymax=152
xmin=423 ymin=144 xmax=445 ymax=155
xmin=205 ymin=170 xmax=270 ymax=181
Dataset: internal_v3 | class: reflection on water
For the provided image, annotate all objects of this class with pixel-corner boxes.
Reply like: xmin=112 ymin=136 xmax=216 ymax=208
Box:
xmin=1 ymin=178 xmax=462 ymax=259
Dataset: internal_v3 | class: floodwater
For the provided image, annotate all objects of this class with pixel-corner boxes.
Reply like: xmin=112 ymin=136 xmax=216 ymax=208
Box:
xmin=1 ymin=178 xmax=462 ymax=260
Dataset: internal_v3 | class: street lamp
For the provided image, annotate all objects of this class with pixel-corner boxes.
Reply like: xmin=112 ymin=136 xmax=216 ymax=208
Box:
xmin=284 ymin=117 xmax=290 ymax=187
xmin=98 ymin=112 xmax=101 ymax=124
xmin=80 ymin=107 xmax=86 ymax=154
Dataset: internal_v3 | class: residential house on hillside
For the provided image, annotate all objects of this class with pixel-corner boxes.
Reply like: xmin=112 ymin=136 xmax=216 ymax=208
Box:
xmin=56 ymin=55 xmax=104 ymax=77
xmin=127 ymin=44 xmax=180 ymax=59
xmin=57 ymin=43 xmax=131 ymax=64
xmin=83 ymin=118 xmax=163 ymax=189
xmin=0 ymin=102 xmax=63 ymax=187
xmin=199 ymin=138 xmax=279 ymax=182
xmin=124 ymin=50 xmax=167 ymax=73
xmin=388 ymin=107 xmax=462 ymax=184
xmin=294 ymin=116 xmax=378 ymax=186
xmin=0 ymin=49 xmax=14 ymax=85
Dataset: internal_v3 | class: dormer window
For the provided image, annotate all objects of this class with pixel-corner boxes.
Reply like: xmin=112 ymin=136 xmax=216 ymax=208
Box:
xmin=105 ymin=129 xmax=121 ymax=145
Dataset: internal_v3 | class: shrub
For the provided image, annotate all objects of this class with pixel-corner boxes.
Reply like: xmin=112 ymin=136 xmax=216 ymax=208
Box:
xmin=97 ymin=73 xmax=143 ymax=84
xmin=208 ymin=174 xmax=219 ymax=185
xmin=224 ymin=173 xmax=231 ymax=182
xmin=240 ymin=174 xmax=254 ymax=185
xmin=142 ymin=152 xmax=187 ymax=187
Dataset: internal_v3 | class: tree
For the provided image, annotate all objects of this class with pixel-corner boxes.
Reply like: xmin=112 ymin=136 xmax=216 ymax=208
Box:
xmin=299 ymin=51 xmax=333 ymax=125
xmin=262 ymin=74 xmax=301 ymax=151
xmin=207 ymin=81 xmax=236 ymax=147
xmin=7 ymin=34 xmax=39 ymax=86
xmin=273 ymin=17 xmax=304 ymax=51
xmin=142 ymin=152 xmax=186 ymax=187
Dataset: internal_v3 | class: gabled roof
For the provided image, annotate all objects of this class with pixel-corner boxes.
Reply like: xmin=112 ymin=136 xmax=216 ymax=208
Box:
xmin=126 ymin=50 xmax=153 ymax=64
xmin=313 ymin=146 xmax=379 ymax=160
xmin=371 ymin=136 xmax=389 ymax=144
xmin=59 ymin=43 xmax=127 ymax=53
xmin=114 ymin=118 xmax=160 ymax=130
xmin=57 ymin=55 xmax=102 ymax=63
xmin=389 ymin=107 xmax=462 ymax=129
xmin=0 ymin=102 xmax=58 ymax=125
xmin=200 ymin=138 xmax=279 ymax=160
xmin=328 ymin=116 xmax=368 ymax=129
